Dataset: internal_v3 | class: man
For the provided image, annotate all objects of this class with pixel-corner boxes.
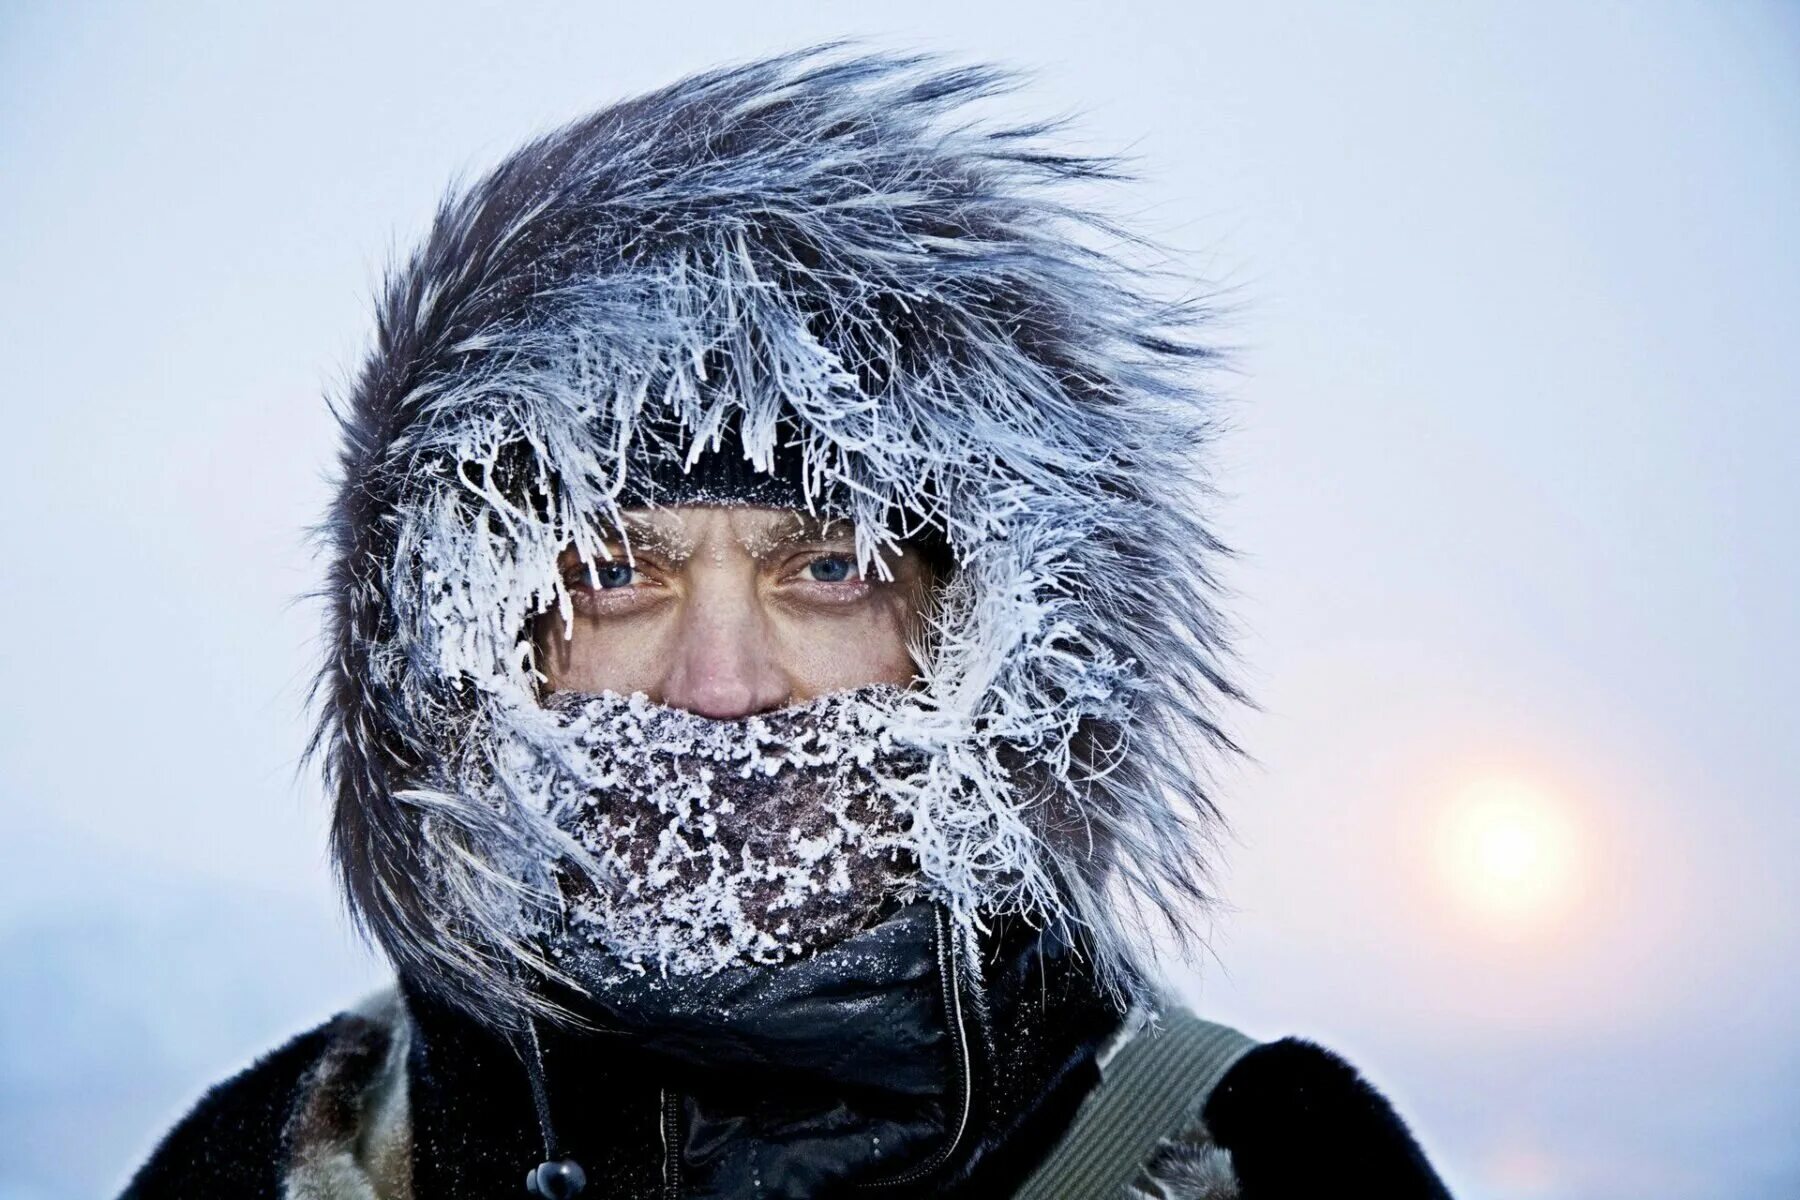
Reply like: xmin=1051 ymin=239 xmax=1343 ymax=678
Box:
xmin=120 ymin=44 xmax=1452 ymax=1199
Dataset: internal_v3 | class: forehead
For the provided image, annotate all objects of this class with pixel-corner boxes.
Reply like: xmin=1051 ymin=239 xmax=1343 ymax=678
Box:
xmin=607 ymin=504 xmax=854 ymax=556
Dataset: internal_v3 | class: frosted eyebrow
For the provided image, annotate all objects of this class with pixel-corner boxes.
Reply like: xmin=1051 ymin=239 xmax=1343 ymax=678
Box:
xmin=602 ymin=514 xmax=692 ymax=563
xmin=743 ymin=514 xmax=857 ymax=560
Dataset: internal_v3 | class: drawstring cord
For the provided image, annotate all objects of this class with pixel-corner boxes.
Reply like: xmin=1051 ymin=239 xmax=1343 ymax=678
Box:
xmin=518 ymin=1013 xmax=588 ymax=1198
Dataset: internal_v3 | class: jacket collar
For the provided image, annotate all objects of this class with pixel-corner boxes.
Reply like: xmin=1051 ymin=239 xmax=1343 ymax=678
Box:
xmin=282 ymin=904 xmax=1128 ymax=1199
xmin=274 ymin=988 xmax=1262 ymax=1200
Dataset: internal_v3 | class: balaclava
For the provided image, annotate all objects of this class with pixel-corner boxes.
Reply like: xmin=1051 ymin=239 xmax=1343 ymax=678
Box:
xmin=311 ymin=47 xmax=1247 ymax=1189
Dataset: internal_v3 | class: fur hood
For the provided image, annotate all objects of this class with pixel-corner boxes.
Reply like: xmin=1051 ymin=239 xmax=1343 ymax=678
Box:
xmin=309 ymin=41 xmax=1248 ymax=1036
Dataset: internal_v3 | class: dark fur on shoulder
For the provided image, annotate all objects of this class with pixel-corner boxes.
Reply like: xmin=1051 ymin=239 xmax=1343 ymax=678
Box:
xmin=1203 ymin=1038 xmax=1454 ymax=1199
xmin=117 ymin=1021 xmax=338 ymax=1199
xmin=118 ymin=998 xmax=410 ymax=1200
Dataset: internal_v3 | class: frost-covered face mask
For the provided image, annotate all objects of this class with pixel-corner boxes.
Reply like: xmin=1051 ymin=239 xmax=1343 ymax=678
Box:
xmin=504 ymin=684 xmax=929 ymax=982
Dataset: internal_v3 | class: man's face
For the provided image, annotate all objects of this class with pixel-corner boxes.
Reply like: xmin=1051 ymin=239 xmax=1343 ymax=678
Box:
xmin=532 ymin=505 xmax=935 ymax=715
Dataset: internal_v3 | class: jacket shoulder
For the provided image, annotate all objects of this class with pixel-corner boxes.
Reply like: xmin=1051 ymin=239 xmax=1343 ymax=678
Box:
xmin=1195 ymin=1035 xmax=1453 ymax=1199
xmin=115 ymin=999 xmax=382 ymax=1200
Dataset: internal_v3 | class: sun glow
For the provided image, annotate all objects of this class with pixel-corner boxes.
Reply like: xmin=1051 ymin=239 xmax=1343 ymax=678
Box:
xmin=1436 ymin=777 xmax=1583 ymax=930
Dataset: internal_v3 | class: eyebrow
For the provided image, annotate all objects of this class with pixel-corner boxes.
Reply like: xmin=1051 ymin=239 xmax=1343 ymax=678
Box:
xmin=755 ymin=514 xmax=856 ymax=553
xmin=602 ymin=515 xmax=691 ymax=562
xmin=597 ymin=510 xmax=858 ymax=562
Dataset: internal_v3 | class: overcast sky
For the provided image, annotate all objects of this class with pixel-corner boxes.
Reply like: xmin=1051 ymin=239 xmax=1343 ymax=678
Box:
xmin=2 ymin=3 xmax=1796 ymax=1198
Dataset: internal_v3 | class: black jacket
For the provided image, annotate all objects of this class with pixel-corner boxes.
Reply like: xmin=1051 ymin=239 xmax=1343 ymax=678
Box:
xmin=120 ymin=907 xmax=1453 ymax=1199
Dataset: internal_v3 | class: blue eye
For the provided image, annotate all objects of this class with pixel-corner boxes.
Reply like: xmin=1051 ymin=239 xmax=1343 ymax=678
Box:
xmin=807 ymin=554 xmax=856 ymax=583
xmin=594 ymin=562 xmax=635 ymax=589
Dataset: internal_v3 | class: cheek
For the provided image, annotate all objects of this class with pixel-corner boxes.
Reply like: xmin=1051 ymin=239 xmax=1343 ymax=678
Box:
xmin=779 ymin=594 xmax=920 ymax=696
xmin=534 ymin=610 xmax=669 ymax=694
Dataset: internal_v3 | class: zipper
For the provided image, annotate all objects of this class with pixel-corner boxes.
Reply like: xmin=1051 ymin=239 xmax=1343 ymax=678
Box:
xmin=857 ymin=904 xmax=975 ymax=1190
xmin=660 ymin=1087 xmax=683 ymax=1199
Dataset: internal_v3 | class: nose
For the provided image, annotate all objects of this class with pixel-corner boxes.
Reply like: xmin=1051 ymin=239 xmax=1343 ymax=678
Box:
xmin=657 ymin=580 xmax=791 ymax=719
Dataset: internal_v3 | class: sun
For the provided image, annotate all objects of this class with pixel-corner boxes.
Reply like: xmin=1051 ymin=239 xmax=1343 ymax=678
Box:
xmin=1435 ymin=777 xmax=1582 ymax=930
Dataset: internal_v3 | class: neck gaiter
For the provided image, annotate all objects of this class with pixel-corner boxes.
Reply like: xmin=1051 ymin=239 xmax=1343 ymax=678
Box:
xmin=498 ymin=684 xmax=925 ymax=985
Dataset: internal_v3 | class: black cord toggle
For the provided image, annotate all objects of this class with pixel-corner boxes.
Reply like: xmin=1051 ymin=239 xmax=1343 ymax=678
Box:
xmin=518 ymin=1013 xmax=588 ymax=1196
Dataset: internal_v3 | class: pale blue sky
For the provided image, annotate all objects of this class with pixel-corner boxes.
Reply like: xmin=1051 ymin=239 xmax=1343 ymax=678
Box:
xmin=2 ymin=4 xmax=1796 ymax=1198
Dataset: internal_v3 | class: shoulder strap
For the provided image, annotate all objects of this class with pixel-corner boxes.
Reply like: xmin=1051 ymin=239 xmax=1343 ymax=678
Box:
xmin=1010 ymin=1006 xmax=1258 ymax=1200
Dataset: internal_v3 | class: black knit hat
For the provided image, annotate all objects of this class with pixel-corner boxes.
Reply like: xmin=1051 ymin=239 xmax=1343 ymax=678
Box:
xmin=614 ymin=419 xmax=817 ymax=511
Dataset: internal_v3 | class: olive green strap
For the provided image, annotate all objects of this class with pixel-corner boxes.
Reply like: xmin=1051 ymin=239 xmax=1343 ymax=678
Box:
xmin=1010 ymin=1008 xmax=1258 ymax=1200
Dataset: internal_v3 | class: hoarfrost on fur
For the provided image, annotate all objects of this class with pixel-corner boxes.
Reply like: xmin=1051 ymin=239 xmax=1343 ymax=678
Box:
xmin=314 ymin=43 xmax=1247 ymax=1034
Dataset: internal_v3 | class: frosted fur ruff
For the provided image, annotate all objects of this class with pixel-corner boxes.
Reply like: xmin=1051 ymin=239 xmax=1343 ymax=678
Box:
xmin=309 ymin=42 xmax=1249 ymax=1035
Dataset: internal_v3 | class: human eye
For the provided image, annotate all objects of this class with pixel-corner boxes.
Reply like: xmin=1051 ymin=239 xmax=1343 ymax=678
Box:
xmin=564 ymin=559 xmax=635 ymax=588
xmin=562 ymin=553 xmax=656 ymax=610
xmin=777 ymin=549 xmax=869 ymax=605
xmin=803 ymin=552 xmax=860 ymax=584
xmin=590 ymin=561 xmax=636 ymax=589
